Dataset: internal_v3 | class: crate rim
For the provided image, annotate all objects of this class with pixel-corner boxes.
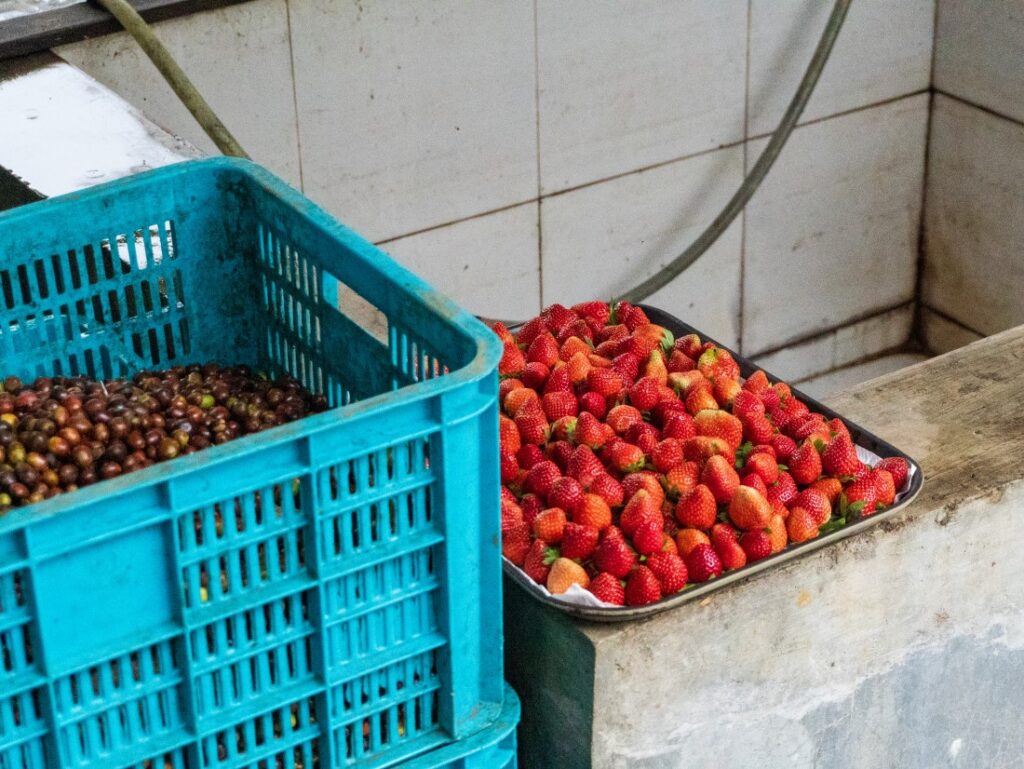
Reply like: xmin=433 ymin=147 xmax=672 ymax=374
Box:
xmin=0 ymin=157 xmax=502 ymax=537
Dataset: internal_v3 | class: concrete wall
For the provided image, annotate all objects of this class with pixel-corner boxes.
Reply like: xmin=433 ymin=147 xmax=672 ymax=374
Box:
xmin=921 ymin=0 xmax=1024 ymax=354
xmin=55 ymin=0 xmax=934 ymax=374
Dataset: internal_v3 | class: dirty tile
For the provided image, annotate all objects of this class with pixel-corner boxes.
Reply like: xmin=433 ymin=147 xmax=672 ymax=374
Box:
xmin=742 ymin=95 xmax=928 ymax=356
xmin=923 ymin=96 xmax=1024 ymax=336
xmin=289 ymin=0 xmax=537 ymax=243
xmin=536 ymin=0 xmax=746 ymax=194
xmin=797 ymin=352 xmax=930 ymax=400
xmin=541 ymin=146 xmax=744 ymax=348
xmin=920 ymin=307 xmax=985 ymax=356
xmin=751 ymin=304 xmax=913 ymax=383
xmin=56 ymin=0 xmax=301 ymax=186
xmin=934 ymin=0 xmax=1024 ymax=123
xmin=379 ymin=203 xmax=540 ymax=322
xmin=747 ymin=0 xmax=933 ymax=137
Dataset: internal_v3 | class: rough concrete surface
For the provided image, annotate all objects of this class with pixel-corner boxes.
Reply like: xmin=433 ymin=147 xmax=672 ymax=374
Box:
xmin=506 ymin=326 xmax=1024 ymax=769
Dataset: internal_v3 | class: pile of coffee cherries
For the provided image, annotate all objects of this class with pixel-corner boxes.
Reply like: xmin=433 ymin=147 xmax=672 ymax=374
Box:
xmin=0 ymin=364 xmax=328 ymax=513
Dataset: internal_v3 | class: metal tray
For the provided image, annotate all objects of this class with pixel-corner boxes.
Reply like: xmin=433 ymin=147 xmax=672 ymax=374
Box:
xmin=502 ymin=304 xmax=924 ymax=622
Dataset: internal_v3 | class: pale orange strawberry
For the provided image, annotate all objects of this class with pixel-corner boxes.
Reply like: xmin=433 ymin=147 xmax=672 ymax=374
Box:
xmin=694 ymin=409 xmax=744 ymax=450
xmin=558 ymin=335 xmax=591 ymax=362
xmin=685 ymin=386 xmax=720 ymax=416
xmin=622 ymin=472 xmax=666 ymax=509
xmin=659 ymin=533 xmax=679 ymax=555
xmin=620 ymin=490 xmax=660 ymax=537
xmin=701 ymin=454 xmax=740 ymax=504
xmin=713 ymin=377 xmax=742 ymax=408
xmin=606 ymin=404 xmax=644 ymax=435
xmin=662 ymin=461 xmax=700 ymax=498
xmin=786 ymin=506 xmax=820 ymax=543
xmin=575 ymin=493 xmax=613 ymax=530
xmin=533 ymin=507 xmax=567 ymax=543
xmin=675 ymin=484 xmax=717 ymax=530
xmin=728 ymin=485 xmax=772 ymax=530
xmin=767 ymin=513 xmax=788 ymax=552
xmin=546 ymin=557 xmax=590 ymax=594
xmin=643 ymin=349 xmax=669 ymax=385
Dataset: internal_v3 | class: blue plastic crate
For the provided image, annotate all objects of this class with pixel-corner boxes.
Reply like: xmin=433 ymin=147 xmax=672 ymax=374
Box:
xmin=0 ymin=159 xmax=506 ymax=769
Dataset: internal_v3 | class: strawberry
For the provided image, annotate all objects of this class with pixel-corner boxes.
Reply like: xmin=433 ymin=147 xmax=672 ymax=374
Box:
xmin=533 ymin=507 xmax=567 ymax=543
xmin=548 ymin=437 xmax=575 ymax=469
xmin=543 ymin=365 xmax=572 ymax=395
xmin=625 ymin=422 xmax=660 ymax=455
xmin=598 ymin=323 xmax=629 ymax=343
xmin=791 ymin=488 xmax=831 ymax=526
xmin=572 ymin=301 xmax=611 ymax=328
xmin=694 ymin=410 xmax=744 ymax=450
xmin=540 ymin=304 xmax=577 ymax=334
xmin=632 ymin=519 xmax=665 ymax=555
xmin=520 ymin=361 xmax=550 ymax=390
xmin=732 ymin=390 xmax=765 ymax=421
xmin=524 ymin=460 xmax=561 ymax=496
xmin=786 ymin=506 xmax=819 ymax=543
xmin=651 ymin=438 xmax=685 ymax=473
xmin=712 ymin=531 xmax=747 ymax=571
xmin=611 ymin=353 xmax=641 ymax=384
xmin=828 ymin=418 xmax=850 ymax=439
xmin=674 ymin=333 xmax=704 ymax=359
xmin=523 ymin=540 xmax=558 ymax=583
xmin=577 ymin=391 xmax=607 ymax=420
xmin=675 ymin=484 xmax=717 ymax=530
xmin=759 ymin=386 xmax=781 ymax=411
xmin=788 ymin=415 xmax=828 ymax=443
xmin=501 ymin=499 xmax=525 ymax=532
xmin=501 ymin=521 xmax=531 ymax=565
xmin=520 ymin=494 xmax=543 ymax=527
xmin=575 ymin=411 xmax=612 ymax=450
xmin=662 ymin=412 xmax=696 ymax=441
xmin=622 ymin=472 xmax=666 ymax=509
xmin=683 ymin=436 xmax=734 ymax=465
xmin=697 ymin=347 xmax=741 ymax=383
xmin=587 ymin=368 xmax=624 ymax=398
xmin=557 ymin=319 xmax=593 ymax=345
xmin=567 ymin=445 xmax=603 ymax=485
xmin=767 ymin=513 xmax=788 ymax=553
xmin=504 ymin=387 xmax=539 ymax=417
xmin=625 ymin=566 xmax=662 ymax=606
xmin=788 ymin=440 xmax=823 ymax=486
xmin=713 ymin=377 xmax=742 ymax=408
xmin=500 ymin=447 xmax=519 ymax=483
xmin=842 ymin=478 xmax=878 ymax=517
xmin=589 ymin=572 xmax=626 ymax=605
xmin=741 ymin=473 xmax=768 ymax=497
xmin=701 ymin=454 xmax=740 ymax=504
xmin=685 ymin=543 xmax=723 ymax=583
xmin=766 ymin=471 xmax=798 ymax=507
xmin=628 ymin=377 xmax=660 ymax=411
xmin=588 ymin=473 xmax=625 ymax=507
xmin=668 ymin=370 xmax=707 ymax=397
xmin=743 ymin=369 xmax=771 ymax=394
xmin=548 ymin=476 xmax=585 ymax=515
xmin=659 ymin=532 xmax=679 ymax=555
xmin=498 ymin=342 xmax=526 ymax=376
xmin=565 ymin=352 xmax=592 ymax=386
xmin=561 ymin=522 xmax=599 ymax=559
xmin=606 ymin=404 xmax=644 ymax=435
xmin=515 ymin=316 xmax=547 ymax=346
xmin=615 ymin=302 xmax=651 ymax=331
xmin=728 ymin=486 xmax=772 ymax=530
xmin=643 ymin=350 xmax=669 ymax=386
xmin=809 ymin=476 xmax=843 ymax=505
xmin=744 ymin=451 xmax=780 ymax=485
xmin=603 ymin=441 xmax=646 ymax=474
xmin=547 ymin=558 xmax=590 ymax=595
xmin=739 ymin=530 xmax=772 ymax=562
xmin=662 ymin=461 xmax=700 ymax=498
xmin=514 ymin=406 xmax=549 ymax=445
xmin=559 ymin=336 xmax=591 ymax=363
xmin=770 ymin=434 xmax=798 ymax=462
xmin=675 ymin=528 xmax=711 ymax=557
xmin=499 ymin=377 xmax=525 ymax=401
xmin=575 ymin=493 xmax=613 ymax=530
xmin=501 ymin=486 xmax=518 ymax=505
xmin=542 ymin=391 xmax=578 ymax=422
xmin=646 ymin=552 xmax=688 ymax=594
xmin=685 ymin=386 xmax=719 ymax=416
xmin=667 ymin=349 xmax=696 ymax=373
xmin=620 ymin=490 xmax=660 ymax=537
xmin=499 ymin=414 xmax=521 ymax=454
xmin=872 ymin=469 xmax=896 ymax=507
xmin=742 ymin=412 xmax=776 ymax=445
xmin=549 ymin=416 xmax=577 ymax=443
xmin=876 ymin=457 xmax=910 ymax=490
xmin=594 ymin=527 xmax=637 ymax=578
xmin=822 ymin=433 xmax=862 ymax=478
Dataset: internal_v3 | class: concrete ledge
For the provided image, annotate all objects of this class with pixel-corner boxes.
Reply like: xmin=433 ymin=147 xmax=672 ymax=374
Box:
xmin=506 ymin=326 xmax=1024 ymax=769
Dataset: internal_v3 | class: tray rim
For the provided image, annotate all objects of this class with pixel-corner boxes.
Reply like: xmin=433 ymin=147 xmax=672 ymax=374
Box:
xmin=502 ymin=303 xmax=925 ymax=623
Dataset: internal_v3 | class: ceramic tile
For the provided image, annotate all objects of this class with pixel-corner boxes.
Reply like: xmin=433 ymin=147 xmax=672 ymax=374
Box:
xmin=289 ymin=0 xmax=537 ymax=242
xmin=920 ymin=307 xmax=985 ymax=356
xmin=536 ymin=0 xmax=746 ymax=194
xmin=742 ymin=95 xmax=928 ymax=355
xmin=797 ymin=353 xmax=930 ymax=400
xmin=540 ymin=146 xmax=744 ymax=348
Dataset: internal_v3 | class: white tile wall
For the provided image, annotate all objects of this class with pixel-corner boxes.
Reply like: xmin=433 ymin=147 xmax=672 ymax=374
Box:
xmin=796 ymin=352 xmax=929 ymax=399
xmin=922 ymin=95 xmax=1024 ymax=336
xmin=288 ymin=0 xmax=537 ymax=243
xmin=742 ymin=94 xmax=929 ymax=355
xmin=536 ymin=0 xmax=746 ymax=194
xmin=747 ymin=0 xmax=933 ymax=137
xmin=751 ymin=304 xmax=913 ymax=383
xmin=56 ymin=0 xmax=301 ymax=186
xmin=540 ymin=146 xmax=744 ymax=348
xmin=379 ymin=203 xmax=540 ymax=322
xmin=934 ymin=0 xmax=1024 ymax=123
xmin=920 ymin=307 xmax=984 ymax=356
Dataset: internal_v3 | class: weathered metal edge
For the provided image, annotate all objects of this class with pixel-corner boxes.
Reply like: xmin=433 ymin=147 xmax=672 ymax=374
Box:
xmin=502 ymin=304 xmax=926 ymax=623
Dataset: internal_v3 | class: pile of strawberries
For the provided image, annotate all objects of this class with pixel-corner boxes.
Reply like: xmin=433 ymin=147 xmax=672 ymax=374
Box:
xmin=494 ymin=301 xmax=910 ymax=608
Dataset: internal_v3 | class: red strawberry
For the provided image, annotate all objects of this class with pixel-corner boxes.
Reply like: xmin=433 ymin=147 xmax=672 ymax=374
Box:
xmin=549 ymin=416 xmax=577 ymax=444
xmin=683 ymin=436 xmax=734 ymax=465
xmin=611 ymin=353 xmax=641 ymax=384
xmin=766 ymin=471 xmax=798 ymax=507
xmin=504 ymin=386 xmax=539 ymax=417
xmin=501 ymin=499 xmax=525 ymax=531
xmin=500 ymin=446 xmax=519 ymax=483
xmin=523 ymin=540 xmax=558 ymax=583
xmin=575 ymin=411 xmax=612 ymax=450
xmin=498 ymin=342 xmax=526 ymax=376
xmin=620 ymin=490 xmax=660 ymax=537
xmin=541 ymin=391 xmax=578 ymax=422
xmin=786 ymin=506 xmax=819 ymax=543
xmin=628 ymin=377 xmax=660 ymax=411
xmin=520 ymin=493 xmax=543 ymax=527
xmin=594 ymin=527 xmax=637 ymax=578
xmin=524 ymin=460 xmax=561 ymax=497
xmin=744 ymin=451 xmax=779 ymax=485
xmin=567 ymin=445 xmax=603 ymax=484
xmin=770 ymin=434 xmax=798 ymax=463
xmin=728 ymin=485 xmax=772 ymax=530
xmin=540 ymin=304 xmax=577 ymax=334
xmin=587 ymin=368 xmax=624 ymax=398
xmin=588 ymin=473 xmax=625 ymax=507
xmin=514 ymin=406 xmax=549 ymax=445
xmin=675 ymin=484 xmax=717 ymax=530
xmin=515 ymin=316 xmax=547 ymax=346
xmin=557 ymin=319 xmax=594 ymax=345
xmin=741 ymin=473 xmax=768 ymax=497
xmin=673 ymin=333 xmax=703 ymax=359
xmin=575 ymin=493 xmax=613 ymax=530
xmin=743 ymin=369 xmax=771 ymax=394
xmin=548 ymin=476 xmax=585 ymax=515
xmin=615 ymin=302 xmax=651 ymax=331
xmin=872 ymin=469 xmax=896 ymax=507
xmin=606 ymin=404 xmax=643 ymax=435
xmin=622 ymin=472 xmax=666 ymax=509
xmin=501 ymin=521 xmax=531 ymax=565
xmin=876 ymin=457 xmax=910 ymax=490
xmin=739 ymin=530 xmax=772 ymax=562
xmin=500 ymin=486 xmax=517 ymax=505
xmin=759 ymin=386 xmax=781 ymax=411
xmin=573 ymin=300 xmax=611 ymax=328
xmin=598 ymin=323 xmax=629 ymax=343
xmin=544 ymin=365 xmax=572 ymax=394
xmin=663 ymin=461 xmax=700 ymax=498
xmin=685 ymin=386 xmax=719 ymax=416
xmin=561 ymin=522 xmax=600 ymax=560
xmin=603 ymin=441 xmax=646 ymax=474
xmin=520 ymin=361 xmax=550 ymax=391
xmin=559 ymin=336 xmax=591 ymax=363
xmin=667 ymin=349 xmax=696 ymax=373
xmin=646 ymin=552 xmax=688 ymax=594
xmin=685 ymin=543 xmax=723 ymax=583
xmin=701 ymin=454 xmax=740 ymax=504
xmin=533 ymin=507 xmax=567 ymax=543
xmin=625 ymin=566 xmax=662 ymax=606
xmin=822 ymin=433 xmax=862 ymax=478
xmin=499 ymin=414 xmax=521 ymax=454
xmin=624 ymin=422 xmax=660 ymax=455
xmin=631 ymin=519 xmax=665 ymax=555
xmin=842 ymin=477 xmax=879 ymax=516
xmin=516 ymin=444 xmax=544 ymax=472
xmin=742 ymin=412 xmax=776 ymax=445
xmin=788 ymin=440 xmax=823 ymax=486
xmin=791 ymin=488 xmax=831 ymax=526
xmin=694 ymin=410 xmax=744 ymax=450
xmin=732 ymin=390 xmax=765 ymax=421
xmin=662 ymin=413 xmax=696 ymax=441
xmin=711 ymin=525 xmax=747 ymax=570
xmin=547 ymin=438 xmax=574 ymax=470
xmin=697 ymin=347 xmax=741 ymax=383
xmin=577 ymin=390 xmax=607 ymax=420
xmin=589 ymin=572 xmax=626 ymax=605
xmin=828 ymin=418 xmax=850 ymax=439
xmin=651 ymin=438 xmax=684 ymax=473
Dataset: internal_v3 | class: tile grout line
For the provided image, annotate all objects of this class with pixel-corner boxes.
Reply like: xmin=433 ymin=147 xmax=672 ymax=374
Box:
xmin=737 ymin=0 xmax=753 ymax=357
xmin=282 ymin=0 xmax=305 ymax=192
xmin=932 ymin=88 xmax=1024 ymax=129
xmin=532 ymin=0 xmax=544 ymax=310
xmin=919 ymin=304 xmax=988 ymax=340
xmin=790 ymin=344 xmax=926 ymax=387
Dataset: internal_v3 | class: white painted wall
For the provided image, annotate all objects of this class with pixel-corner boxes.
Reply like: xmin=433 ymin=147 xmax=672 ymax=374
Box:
xmin=55 ymin=0 xmax=936 ymax=376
